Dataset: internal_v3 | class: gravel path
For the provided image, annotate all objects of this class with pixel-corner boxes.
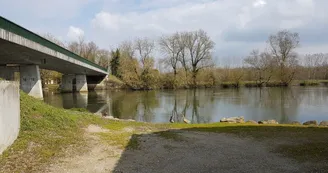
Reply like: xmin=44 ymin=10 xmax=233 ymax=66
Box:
xmin=47 ymin=125 xmax=304 ymax=173
xmin=114 ymin=131 xmax=301 ymax=173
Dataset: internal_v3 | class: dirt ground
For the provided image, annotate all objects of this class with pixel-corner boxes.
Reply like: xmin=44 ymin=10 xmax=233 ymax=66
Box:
xmin=45 ymin=125 xmax=319 ymax=173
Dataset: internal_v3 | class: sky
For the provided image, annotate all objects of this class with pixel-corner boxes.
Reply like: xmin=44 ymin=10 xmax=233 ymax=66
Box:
xmin=1 ymin=0 xmax=328 ymax=66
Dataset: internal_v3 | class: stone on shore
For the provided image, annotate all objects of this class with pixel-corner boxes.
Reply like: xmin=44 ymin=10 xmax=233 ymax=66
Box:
xmin=245 ymin=120 xmax=258 ymax=124
xmin=319 ymin=121 xmax=328 ymax=127
xmin=303 ymin=120 xmax=318 ymax=126
xmin=103 ymin=116 xmax=120 ymax=120
xmin=258 ymin=120 xmax=278 ymax=124
xmin=290 ymin=121 xmax=301 ymax=125
xmin=220 ymin=116 xmax=245 ymax=123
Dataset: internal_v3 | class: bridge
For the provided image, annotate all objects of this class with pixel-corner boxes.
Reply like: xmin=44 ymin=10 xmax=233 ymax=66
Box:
xmin=0 ymin=16 xmax=108 ymax=99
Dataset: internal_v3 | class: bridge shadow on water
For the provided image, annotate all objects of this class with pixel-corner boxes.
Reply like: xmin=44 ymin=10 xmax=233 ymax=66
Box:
xmin=111 ymin=126 xmax=328 ymax=173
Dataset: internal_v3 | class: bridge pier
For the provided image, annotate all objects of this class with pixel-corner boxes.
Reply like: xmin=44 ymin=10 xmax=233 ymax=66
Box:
xmin=61 ymin=74 xmax=75 ymax=93
xmin=0 ymin=66 xmax=16 ymax=80
xmin=20 ymin=65 xmax=43 ymax=99
xmin=75 ymin=74 xmax=88 ymax=92
xmin=87 ymin=75 xmax=108 ymax=90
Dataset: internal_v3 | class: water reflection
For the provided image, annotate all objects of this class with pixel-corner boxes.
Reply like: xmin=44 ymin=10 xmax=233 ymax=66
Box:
xmin=43 ymin=87 xmax=328 ymax=123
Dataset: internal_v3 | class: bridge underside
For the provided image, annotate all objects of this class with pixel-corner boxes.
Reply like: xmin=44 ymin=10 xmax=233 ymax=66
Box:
xmin=0 ymin=38 xmax=108 ymax=99
xmin=0 ymin=38 xmax=106 ymax=76
xmin=0 ymin=16 xmax=109 ymax=99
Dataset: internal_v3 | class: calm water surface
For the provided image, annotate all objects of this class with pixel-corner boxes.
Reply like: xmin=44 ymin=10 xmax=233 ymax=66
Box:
xmin=44 ymin=87 xmax=328 ymax=124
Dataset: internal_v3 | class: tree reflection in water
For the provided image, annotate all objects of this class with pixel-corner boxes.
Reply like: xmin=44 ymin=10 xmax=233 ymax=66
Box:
xmin=44 ymin=87 xmax=328 ymax=124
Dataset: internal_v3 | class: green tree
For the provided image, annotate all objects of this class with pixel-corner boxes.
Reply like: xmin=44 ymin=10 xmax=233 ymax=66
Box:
xmin=110 ymin=49 xmax=121 ymax=78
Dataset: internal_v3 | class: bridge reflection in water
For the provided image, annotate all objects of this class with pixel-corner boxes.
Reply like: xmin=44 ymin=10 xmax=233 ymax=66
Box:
xmin=43 ymin=90 xmax=110 ymax=115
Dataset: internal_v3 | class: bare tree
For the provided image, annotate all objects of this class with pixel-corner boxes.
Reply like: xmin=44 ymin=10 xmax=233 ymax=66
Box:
xmin=67 ymin=36 xmax=85 ymax=56
xmin=244 ymin=49 xmax=274 ymax=85
xmin=83 ymin=41 xmax=98 ymax=62
xmin=177 ymin=32 xmax=189 ymax=78
xmin=134 ymin=38 xmax=155 ymax=68
xmin=96 ymin=49 xmax=111 ymax=68
xmin=184 ymin=30 xmax=215 ymax=86
xmin=268 ymin=30 xmax=300 ymax=85
xmin=42 ymin=33 xmax=65 ymax=47
xmin=322 ymin=54 xmax=328 ymax=79
xmin=304 ymin=53 xmax=325 ymax=80
xmin=158 ymin=32 xmax=182 ymax=77
xmin=120 ymin=40 xmax=135 ymax=59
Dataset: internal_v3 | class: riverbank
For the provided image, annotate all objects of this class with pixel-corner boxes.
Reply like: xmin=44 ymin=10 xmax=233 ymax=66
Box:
xmin=1 ymin=93 xmax=328 ymax=172
xmin=43 ymin=78 xmax=328 ymax=92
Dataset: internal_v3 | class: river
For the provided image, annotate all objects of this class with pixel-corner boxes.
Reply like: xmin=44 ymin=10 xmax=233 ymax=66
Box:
xmin=43 ymin=87 xmax=328 ymax=124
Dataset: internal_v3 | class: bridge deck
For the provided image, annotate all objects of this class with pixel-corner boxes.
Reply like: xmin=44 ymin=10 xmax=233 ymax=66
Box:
xmin=0 ymin=16 xmax=108 ymax=76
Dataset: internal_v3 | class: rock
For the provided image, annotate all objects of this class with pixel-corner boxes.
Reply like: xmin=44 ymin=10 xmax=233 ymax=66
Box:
xmin=290 ymin=121 xmax=301 ymax=125
xmin=103 ymin=116 xmax=120 ymax=120
xmin=101 ymin=112 xmax=108 ymax=117
xmin=104 ymin=115 xmax=115 ymax=119
xmin=245 ymin=120 xmax=258 ymax=124
xmin=183 ymin=118 xmax=191 ymax=124
xmin=303 ymin=120 xmax=318 ymax=126
xmin=319 ymin=121 xmax=328 ymax=127
xmin=220 ymin=116 xmax=245 ymax=123
xmin=258 ymin=120 xmax=278 ymax=124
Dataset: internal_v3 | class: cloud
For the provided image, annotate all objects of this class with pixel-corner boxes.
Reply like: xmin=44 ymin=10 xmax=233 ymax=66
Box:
xmin=91 ymin=11 xmax=128 ymax=30
xmin=2 ymin=0 xmax=328 ymax=65
xmin=0 ymin=0 xmax=92 ymax=19
xmin=67 ymin=26 xmax=85 ymax=41
xmin=253 ymin=0 xmax=267 ymax=7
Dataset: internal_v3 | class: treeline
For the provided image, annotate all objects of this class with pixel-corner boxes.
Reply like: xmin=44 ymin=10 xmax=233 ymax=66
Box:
xmin=109 ymin=29 xmax=214 ymax=89
xmin=42 ymin=30 xmax=328 ymax=89
xmin=110 ymin=29 xmax=328 ymax=89
xmin=40 ymin=34 xmax=111 ymax=85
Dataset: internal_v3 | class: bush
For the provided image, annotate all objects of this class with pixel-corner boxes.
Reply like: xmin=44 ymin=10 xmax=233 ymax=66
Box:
xmin=299 ymin=80 xmax=320 ymax=86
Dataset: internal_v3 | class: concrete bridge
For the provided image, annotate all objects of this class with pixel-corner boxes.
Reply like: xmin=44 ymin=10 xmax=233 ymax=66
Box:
xmin=0 ymin=16 xmax=108 ymax=99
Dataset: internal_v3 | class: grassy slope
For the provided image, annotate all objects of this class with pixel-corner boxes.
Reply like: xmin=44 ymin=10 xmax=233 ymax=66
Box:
xmin=0 ymin=92 xmax=104 ymax=172
xmin=1 ymin=92 xmax=328 ymax=172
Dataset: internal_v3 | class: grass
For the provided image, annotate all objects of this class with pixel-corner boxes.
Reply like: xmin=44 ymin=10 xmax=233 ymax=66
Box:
xmin=1 ymin=93 xmax=328 ymax=172
xmin=98 ymin=132 xmax=138 ymax=150
xmin=219 ymin=81 xmax=289 ymax=88
xmin=44 ymin=84 xmax=60 ymax=91
xmin=220 ymin=82 xmax=240 ymax=88
xmin=0 ymin=91 xmax=103 ymax=172
xmin=299 ymin=80 xmax=320 ymax=86
xmin=157 ymin=131 xmax=184 ymax=141
xmin=243 ymin=81 xmax=263 ymax=87
xmin=69 ymin=107 xmax=90 ymax=112
xmin=108 ymin=75 xmax=125 ymax=85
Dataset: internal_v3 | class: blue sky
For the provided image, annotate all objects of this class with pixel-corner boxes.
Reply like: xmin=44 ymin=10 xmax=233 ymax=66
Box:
xmin=1 ymin=0 xmax=328 ymax=65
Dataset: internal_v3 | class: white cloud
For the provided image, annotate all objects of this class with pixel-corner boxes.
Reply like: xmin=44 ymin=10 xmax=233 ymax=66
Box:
xmin=0 ymin=0 xmax=92 ymax=19
xmin=67 ymin=26 xmax=85 ymax=41
xmin=91 ymin=11 xmax=128 ymax=30
xmin=253 ymin=0 xmax=267 ymax=7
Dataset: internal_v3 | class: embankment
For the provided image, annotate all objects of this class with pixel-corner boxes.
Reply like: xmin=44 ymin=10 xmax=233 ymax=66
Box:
xmin=0 ymin=81 xmax=20 ymax=154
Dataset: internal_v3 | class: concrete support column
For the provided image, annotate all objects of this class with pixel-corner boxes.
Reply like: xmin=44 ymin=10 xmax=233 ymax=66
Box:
xmin=0 ymin=66 xmax=16 ymax=81
xmin=61 ymin=74 xmax=75 ymax=93
xmin=20 ymin=65 xmax=43 ymax=99
xmin=75 ymin=74 xmax=88 ymax=92
xmin=87 ymin=75 xmax=108 ymax=90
